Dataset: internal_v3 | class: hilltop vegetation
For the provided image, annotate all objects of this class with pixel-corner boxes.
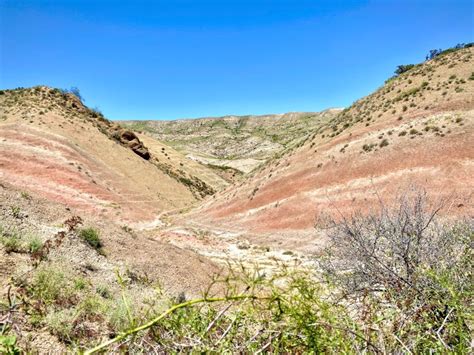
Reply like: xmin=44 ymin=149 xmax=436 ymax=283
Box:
xmin=318 ymin=45 xmax=473 ymax=142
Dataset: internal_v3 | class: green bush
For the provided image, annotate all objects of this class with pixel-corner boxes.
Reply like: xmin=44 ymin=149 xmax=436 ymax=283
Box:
xmin=0 ymin=227 xmax=23 ymax=253
xmin=0 ymin=335 xmax=20 ymax=354
xmin=1 ymin=235 xmax=22 ymax=253
xmin=28 ymin=266 xmax=71 ymax=305
xmin=74 ymin=277 xmax=88 ymax=291
xmin=45 ymin=308 xmax=76 ymax=342
xmin=27 ymin=236 xmax=43 ymax=253
xmin=79 ymin=228 xmax=103 ymax=251
xmin=395 ymin=64 xmax=415 ymax=75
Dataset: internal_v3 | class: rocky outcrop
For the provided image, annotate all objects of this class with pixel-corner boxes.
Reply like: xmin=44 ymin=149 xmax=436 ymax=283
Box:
xmin=113 ymin=129 xmax=151 ymax=160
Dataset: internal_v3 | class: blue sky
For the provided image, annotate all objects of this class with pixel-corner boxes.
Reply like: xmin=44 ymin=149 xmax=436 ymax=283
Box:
xmin=1 ymin=1 xmax=473 ymax=120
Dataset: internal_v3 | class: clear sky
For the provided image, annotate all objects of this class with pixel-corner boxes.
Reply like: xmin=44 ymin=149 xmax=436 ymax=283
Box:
xmin=1 ymin=0 xmax=473 ymax=120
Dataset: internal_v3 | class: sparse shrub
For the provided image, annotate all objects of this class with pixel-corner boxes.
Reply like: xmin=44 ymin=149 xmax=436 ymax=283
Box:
xmin=90 ymin=107 xmax=103 ymax=118
xmin=395 ymin=64 xmax=415 ymax=75
xmin=28 ymin=266 xmax=71 ymax=305
xmin=107 ymin=296 xmax=138 ymax=332
xmin=379 ymin=138 xmax=389 ymax=147
xmin=74 ymin=277 xmax=88 ymax=291
xmin=121 ymin=225 xmax=135 ymax=236
xmin=79 ymin=227 xmax=103 ymax=251
xmin=45 ymin=294 xmax=106 ymax=343
xmin=398 ymin=130 xmax=407 ymax=136
xmin=409 ymin=128 xmax=419 ymax=135
xmin=96 ymin=285 xmax=111 ymax=299
xmin=319 ymin=189 xmax=473 ymax=352
xmin=69 ymin=87 xmax=84 ymax=102
xmin=10 ymin=206 xmax=21 ymax=218
xmin=45 ymin=308 xmax=75 ymax=342
xmin=394 ymin=86 xmax=422 ymax=102
xmin=1 ymin=234 xmax=22 ymax=253
xmin=20 ymin=191 xmax=31 ymax=200
xmin=27 ymin=236 xmax=43 ymax=254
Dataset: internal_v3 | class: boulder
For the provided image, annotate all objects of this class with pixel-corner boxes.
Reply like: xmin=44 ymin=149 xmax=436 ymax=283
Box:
xmin=119 ymin=130 xmax=150 ymax=160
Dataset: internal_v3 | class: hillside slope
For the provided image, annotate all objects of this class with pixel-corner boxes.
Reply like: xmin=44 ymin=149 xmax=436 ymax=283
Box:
xmin=187 ymin=47 xmax=474 ymax=243
xmin=0 ymin=87 xmax=223 ymax=225
xmin=122 ymin=110 xmax=341 ymax=175
xmin=0 ymin=88 xmax=228 ymax=351
xmin=136 ymin=133 xmax=229 ymax=190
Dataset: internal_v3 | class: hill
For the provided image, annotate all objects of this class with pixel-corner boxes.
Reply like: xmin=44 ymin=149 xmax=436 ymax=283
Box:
xmin=121 ymin=110 xmax=341 ymax=176
xmin=0 ymin=88 xmax=225 ymax=350
xmin=0 ymin=87 xmax=227 ymax=225
xmin=185 ymin=46 xmax=474 ymax=248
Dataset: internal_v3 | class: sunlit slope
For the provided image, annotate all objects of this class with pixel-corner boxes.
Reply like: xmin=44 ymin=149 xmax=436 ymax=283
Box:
xmin=190 ymin=47 xmax=474 ymax=234
xmin=0 ymin=87 xmax=202 ymax=224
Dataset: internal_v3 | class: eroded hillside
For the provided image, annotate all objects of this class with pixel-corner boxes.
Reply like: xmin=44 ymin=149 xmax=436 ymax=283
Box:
xmin=0 ymin=88 xmax=227 ymax=351
xmin=122 ymin=110 xmax=341 ymax=176
xmin=185 ymin=47 xmax=474 ymax=245
xmin=0 ymin=87 xmax=227 ymax=225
